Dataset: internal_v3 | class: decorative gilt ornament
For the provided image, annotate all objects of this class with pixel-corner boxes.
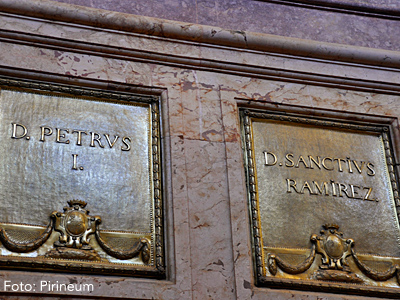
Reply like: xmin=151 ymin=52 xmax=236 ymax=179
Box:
xmin=312 ymin=224 xmax=353 ymax=270
xmin=267 ymin=224 xmax=400 ymax=285
xmin=52 ymin=200 xmax=100 ymax=249
xmin=311 ymin=224 xmax=361 ymax=283
xmin=45 ymin=200 xmax=103 ymax=261
xmin=0 ymin=200 xmax=151 ymax=264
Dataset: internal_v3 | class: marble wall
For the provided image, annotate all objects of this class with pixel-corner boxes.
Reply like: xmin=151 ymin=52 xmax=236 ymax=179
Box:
xmin=51 ymin=0 xmax=400 ymax=51
xmin=0 ymin=0 xmax=400 ymax=299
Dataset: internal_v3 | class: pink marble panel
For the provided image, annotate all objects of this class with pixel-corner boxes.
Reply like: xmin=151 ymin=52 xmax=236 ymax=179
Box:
xmin=183 ymin=139 xmax=236 ymax=299
xmin=0 ymin=43 xmax=153 ymax=85
xmin=170 ymin=135 xmax=188 ymax=199
xmin=152 ymin=69 xmax=184 ymax=138
xmin=178 ymin=71 xmax=225 ymax=142
xmin=224 ymin=141 xmax=255 ymax=300
xmin=307 ymin=85 xmax=400 ymax=117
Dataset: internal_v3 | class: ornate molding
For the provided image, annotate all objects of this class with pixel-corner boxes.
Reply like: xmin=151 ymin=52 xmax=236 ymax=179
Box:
xmin=1 ymin=31 xmax=399 ymax=96
xmin=243 ymin=112 xmax=265 ymax=279
xmin=151 ymin=103 xmax=165 ymax=272
xmin=244 ymin=110 xmax=385 ymax=133
xmin=0 ymin=77 xmax=156 ymax=104
xmin=0 ymin=0 xmax=399 ymax=71
xmin=382 ymin=131 xmax=400 ymax=220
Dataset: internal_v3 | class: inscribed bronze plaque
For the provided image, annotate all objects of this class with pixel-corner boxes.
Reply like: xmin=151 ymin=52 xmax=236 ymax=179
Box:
xmin=0 ymin=77 xmax=164 ymax=278
xmin=241 ymin=109 xmax=400 ymax=297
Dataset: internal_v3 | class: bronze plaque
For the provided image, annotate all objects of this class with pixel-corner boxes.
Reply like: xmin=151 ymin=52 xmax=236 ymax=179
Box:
xmin=0 ymin=77 xmax=164 ymax=278
xmin=241 ymin=109 xmax=400 ymax=296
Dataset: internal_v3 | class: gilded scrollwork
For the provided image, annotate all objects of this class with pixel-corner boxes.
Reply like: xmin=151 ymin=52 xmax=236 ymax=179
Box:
xmin=49 ymin=200 xmax=150 ymax=264
xmin=44 ymin=200 xmax=103 ymax=261
xmin=311 ymin=224 xmax=353 ymax=271
xmin=51 ymin=200 xmax=100 ymax=249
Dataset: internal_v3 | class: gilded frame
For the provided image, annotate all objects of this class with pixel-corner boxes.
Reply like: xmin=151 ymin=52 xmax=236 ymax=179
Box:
xmin=0 ymin=76 xmax=165 ymax=278
xmin=241 ymin=107 xmax=400 ymax=297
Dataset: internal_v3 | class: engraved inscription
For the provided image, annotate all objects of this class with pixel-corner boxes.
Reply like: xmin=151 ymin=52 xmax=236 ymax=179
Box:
xmin=285 ymin=179 xmax=376 ymax=201
xmin=1 ymin=90 xmax=153 ymax=232
xmin=251 ymin=120 xmax=399 ymax=255
xmin=11 ymin=123 xmax=29 ymax=140
xmin=11 ymin=123 xmax=132 ymax=171
xmin=72 ymin=154 xmax=84 ymax=171
xmin=13 ymin=123 xmax=132 ymax=150
xmin=262 ymin=151 xmax=377 ymax=201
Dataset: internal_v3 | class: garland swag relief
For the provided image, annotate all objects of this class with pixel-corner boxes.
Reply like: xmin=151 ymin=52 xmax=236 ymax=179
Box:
xmin=0 ymin=200 xmax=150 ymax=263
